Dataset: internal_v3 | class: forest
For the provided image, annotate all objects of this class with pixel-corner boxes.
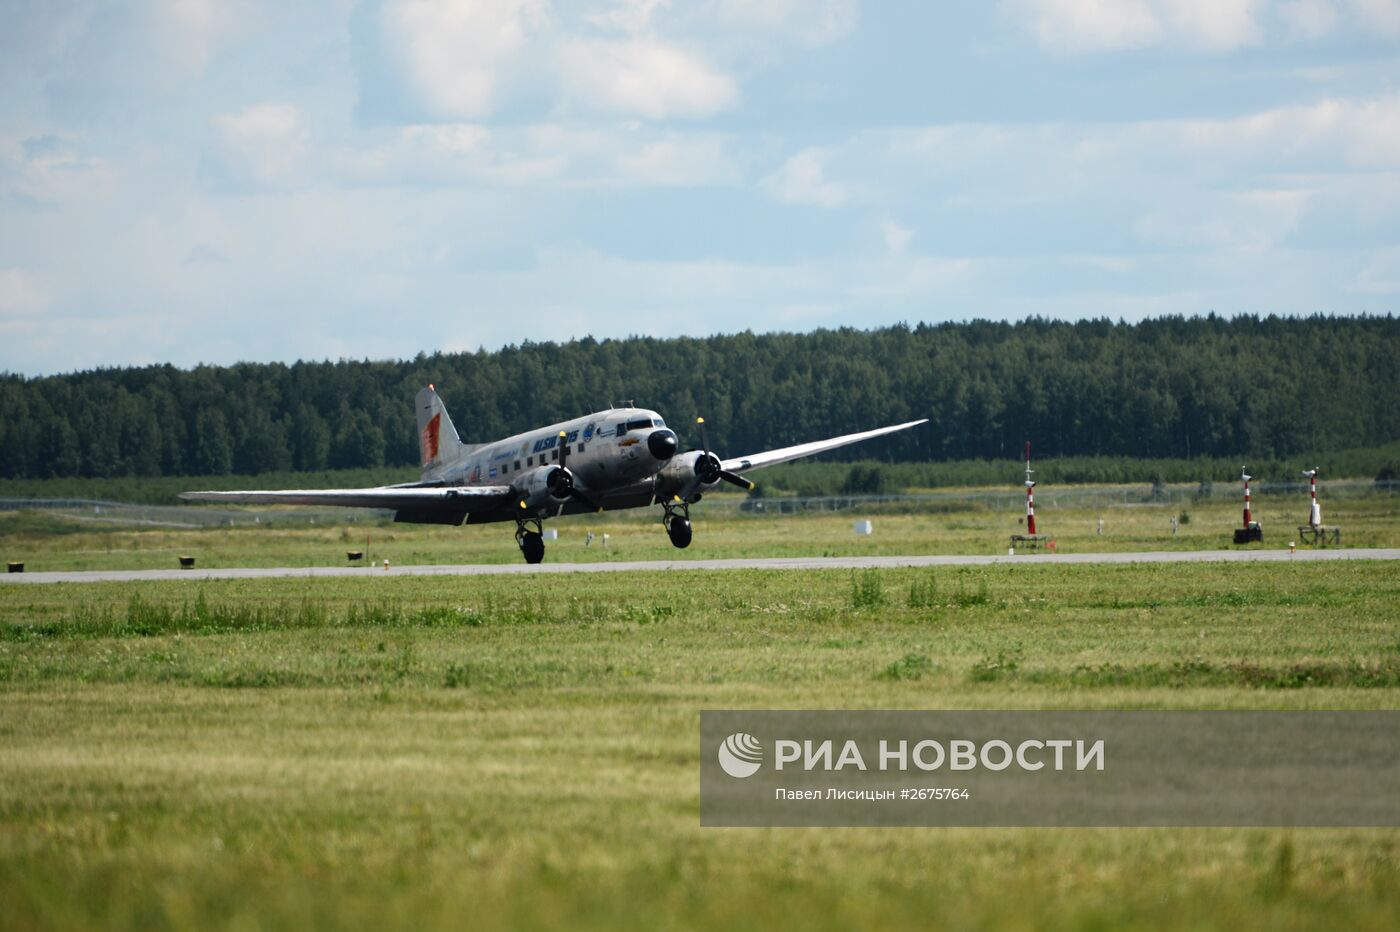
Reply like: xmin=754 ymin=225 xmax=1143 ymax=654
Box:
xmin=1 ymin=315 xmax=1396 ymax=480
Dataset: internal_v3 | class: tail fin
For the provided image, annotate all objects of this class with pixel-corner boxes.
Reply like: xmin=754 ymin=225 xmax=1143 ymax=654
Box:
xmin=416 ymin=384 xmax=468 ymax=476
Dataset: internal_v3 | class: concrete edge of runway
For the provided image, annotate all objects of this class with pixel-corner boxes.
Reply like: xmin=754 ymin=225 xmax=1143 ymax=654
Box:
xmin=3 ymin=547 xmax=1399 ymax=585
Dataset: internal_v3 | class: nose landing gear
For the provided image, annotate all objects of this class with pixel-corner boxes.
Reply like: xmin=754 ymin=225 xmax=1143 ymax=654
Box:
xmin=662 ymin=498 xmax=693 ymax=549
xmin=515 ymin=516 xmax=546 ymax=564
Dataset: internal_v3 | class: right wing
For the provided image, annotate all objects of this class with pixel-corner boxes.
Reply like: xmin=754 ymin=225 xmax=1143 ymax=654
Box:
xmin=721 ymin=419 xmax=928 ymax=474
xmin=179 ymin=485 xmax=513 ymax=511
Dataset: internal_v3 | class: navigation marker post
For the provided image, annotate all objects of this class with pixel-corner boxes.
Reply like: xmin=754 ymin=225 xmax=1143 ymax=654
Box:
xmin=1297 ymin=468 xmax=1340 ymax=546
xmin=1233 ymin=469 xmax=1263 ymax=544
xmin=1010 ymin=441 xmax=1051 ymax=552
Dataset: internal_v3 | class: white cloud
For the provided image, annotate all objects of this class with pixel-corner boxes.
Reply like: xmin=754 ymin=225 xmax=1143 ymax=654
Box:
xmin=699 ymin=0 xmax=860 ymax=47
xmin=0 ymin=268 xmax=49 ymax=316
xmin=1160 ymin=0 xmax=1263 ymax=49
xmin=1007 ymin=0 xmax=1161 ymax=52
xmin=13 ymin=135 xmax=116 ymax=205
xmin=1280 ymin=0 xmax=1338 ymax=39
xmin=744 ymin=93 xmax=1400 ymax=262
xmin=209 ymin=103 xmax=310 ymax=189
xmin=1352 ymin=0 xmax=1400 ymax=35
xmin=1175 ymin=94 xmax=1400 ymax=168
xmin=586 ymin=0 xmax=670 ymax=34
xmin=1352 ymin=247 xmax=1400 ymax=294
xmin=0 ymin=0 xmax=259 ymax=111
xmin=884 ymin=94 xmax=1400 ymax=196
xmin=760 ymin=147 xmax=855 ymax=207
xmin=1010 ymin=0 xmax=1400 ymax=51
xmin=362 ymin=0 xmax=852 ymax=124
xmin=151 ymin=0 xmax=254 ymax=75
xmin=1134 ymin=187 xmax=1311 ymax=251
xmin=609 ymin=131 xmax=742 ymax=184
xmin=556 ymin=38 xmax=738 ymax=118
xmin=1006 ymin=0 xmax=1299 ymax=51
xmin=339 ymin=121 xmax=742 ymax=188
xmin=433 ymin=246 xmax=978 ymax=341
xmin=379 ymin=0 xmax=548 ymax=119
xmin=881 ymin=218 xmax=913 ymax=253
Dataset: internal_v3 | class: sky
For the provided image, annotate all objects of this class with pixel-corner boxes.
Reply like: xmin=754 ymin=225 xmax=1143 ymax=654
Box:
xmin=1 ymin=0 xmax=1398 ymax=376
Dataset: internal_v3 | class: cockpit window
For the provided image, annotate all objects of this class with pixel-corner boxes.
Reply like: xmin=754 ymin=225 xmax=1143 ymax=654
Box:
xmin=624 ymin=418 xmax=653 ymax=432
xmin=653 ymin=418 xmax=665 ymax=427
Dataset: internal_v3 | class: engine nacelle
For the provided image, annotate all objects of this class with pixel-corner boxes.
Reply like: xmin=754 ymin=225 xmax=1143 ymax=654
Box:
xmin=656 ymin=450 xmax=722 ymax=500
xmin=514 ymin=465 xmax=575 ymax=508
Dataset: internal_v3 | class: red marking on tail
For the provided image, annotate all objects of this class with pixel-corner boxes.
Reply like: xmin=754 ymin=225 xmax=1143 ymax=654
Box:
xmin=421 ymin=412 xmax=442 ymax=466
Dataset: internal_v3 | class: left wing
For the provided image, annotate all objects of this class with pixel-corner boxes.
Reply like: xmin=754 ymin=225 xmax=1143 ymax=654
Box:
xmin=179 ymin=485 xmax=513 ymax=511
xmin=721 ymin=419 xmax=928 ymax=474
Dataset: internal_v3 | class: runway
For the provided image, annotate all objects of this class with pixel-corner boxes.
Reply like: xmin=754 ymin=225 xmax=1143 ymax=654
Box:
xmin=4 ymin=547 xmax=1399 ymax=585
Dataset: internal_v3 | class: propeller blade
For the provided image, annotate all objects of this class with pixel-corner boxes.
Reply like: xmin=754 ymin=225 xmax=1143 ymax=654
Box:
xmin=695 ymin=417 xmax=711 ymax=457
xmin=719 ymin=470 xmax=753 ymax=491
xmin=557 ymin=431 xmax=568 ymax=468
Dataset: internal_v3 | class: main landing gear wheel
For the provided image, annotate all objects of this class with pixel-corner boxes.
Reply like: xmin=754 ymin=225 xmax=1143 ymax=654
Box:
xmin=662 ymin=499 xmax=693 ymax=549
xmin=520 ymin=532 xmax=545 ymax=564
xmin=667 ymin=517 xmax=692 ymax=549
xmin=515 ymin=517 xmax=546 ymax=564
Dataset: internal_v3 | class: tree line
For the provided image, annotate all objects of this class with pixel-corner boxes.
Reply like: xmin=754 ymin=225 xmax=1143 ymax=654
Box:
xmin=1 ymin=315 xmax=1396 ymax=480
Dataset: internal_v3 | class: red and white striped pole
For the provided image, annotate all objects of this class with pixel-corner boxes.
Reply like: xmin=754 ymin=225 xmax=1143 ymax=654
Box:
xmin=1303 ymin=468 xmax=1321 ymax=527
xmin=1241 ymin=469 xmax=1253 ymax=529
xmin=1024 ymin=441 xmax=1037 ymax=535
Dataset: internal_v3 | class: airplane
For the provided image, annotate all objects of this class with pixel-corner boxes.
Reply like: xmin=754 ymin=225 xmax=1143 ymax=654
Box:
xmin=182 ymin=386 xmax=928 ymax=564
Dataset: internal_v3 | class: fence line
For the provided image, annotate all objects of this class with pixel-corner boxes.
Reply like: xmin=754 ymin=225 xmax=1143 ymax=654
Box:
xmin=709 ymin=479 xmax=1399 ymax=516
xmin=2 ymin=480 xmax=1395 ymax=526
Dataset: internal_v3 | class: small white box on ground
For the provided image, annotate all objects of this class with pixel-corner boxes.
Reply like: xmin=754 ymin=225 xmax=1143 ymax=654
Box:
xmin=853 ymin=520 xmax=873 ymax=536
xmin=542 ymin=529 xmax=559 ymax=540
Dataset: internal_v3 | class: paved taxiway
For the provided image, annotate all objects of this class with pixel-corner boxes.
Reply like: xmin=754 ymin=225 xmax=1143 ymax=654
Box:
xmin=3 ymin=547 xmax=1398 ymax=585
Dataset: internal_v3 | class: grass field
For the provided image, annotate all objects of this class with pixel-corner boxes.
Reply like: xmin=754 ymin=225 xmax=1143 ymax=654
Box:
xmin=4 ymin=489 xmax=1398 ymax=572
xmin=3 ymin=557 xmax=1399 ymax=930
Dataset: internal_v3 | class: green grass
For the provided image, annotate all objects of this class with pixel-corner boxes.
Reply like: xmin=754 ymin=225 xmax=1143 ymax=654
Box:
xmin=4 ymin=487 xmax=1399 ymax=572
xmin=2 ymin=561 xmax=1399 ymax=930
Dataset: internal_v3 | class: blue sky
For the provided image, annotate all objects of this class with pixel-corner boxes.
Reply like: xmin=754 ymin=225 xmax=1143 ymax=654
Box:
xmin=2 ymin=0 xmax=1398 ymax=376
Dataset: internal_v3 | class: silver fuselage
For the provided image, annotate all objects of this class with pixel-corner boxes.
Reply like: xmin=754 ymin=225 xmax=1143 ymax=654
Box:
xmin=433 ymin=407 xmax=674 ymax=516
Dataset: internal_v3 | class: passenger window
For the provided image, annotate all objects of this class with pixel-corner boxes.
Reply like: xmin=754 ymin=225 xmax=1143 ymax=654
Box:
xmin=514 ymin=461 xmax=521 ymax=470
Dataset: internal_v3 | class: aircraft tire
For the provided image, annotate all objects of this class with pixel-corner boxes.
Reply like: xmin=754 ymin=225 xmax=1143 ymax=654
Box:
xmin=520 ymin=531 xmax=546 ymax=564
xmin=666 ymin=517 xmax=693 ymax=549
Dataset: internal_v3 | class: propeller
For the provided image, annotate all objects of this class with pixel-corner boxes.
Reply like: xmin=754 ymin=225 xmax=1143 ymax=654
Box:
xmin=554 ymin=431 xmax=603 ymax=512
xmin=692 ymin=416 xmax=754 ymax=493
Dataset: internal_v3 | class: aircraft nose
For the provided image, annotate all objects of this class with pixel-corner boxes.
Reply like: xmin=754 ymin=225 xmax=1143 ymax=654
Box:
xmin=647 ymin=429 xmax=678 ymax=461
